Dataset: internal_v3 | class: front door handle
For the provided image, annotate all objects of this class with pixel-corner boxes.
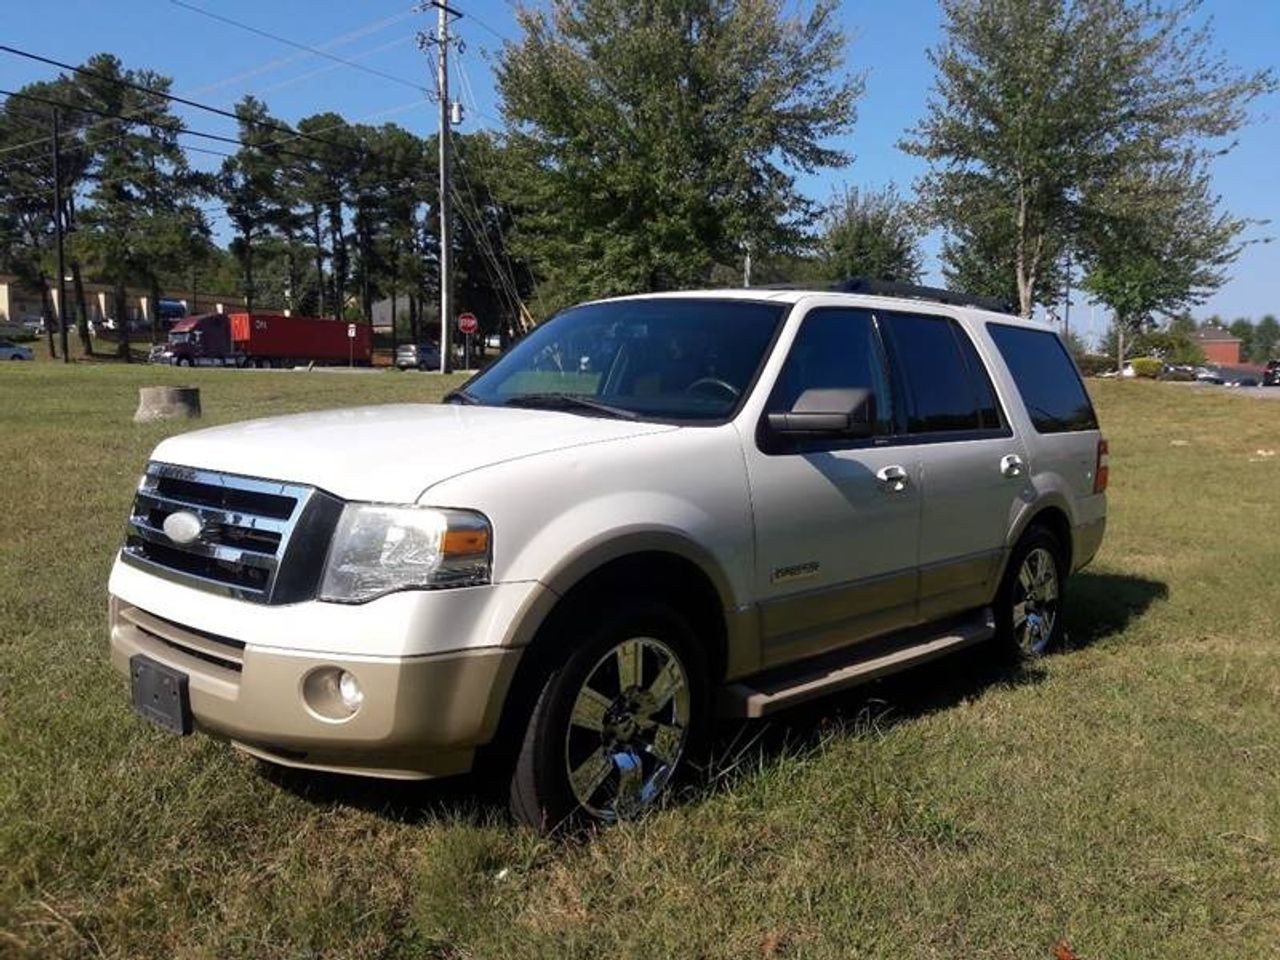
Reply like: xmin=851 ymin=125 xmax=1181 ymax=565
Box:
xmin=1000 ymin=454 xmax=1025 ymax=478
xmin=876 ymin=464 xmax=910 ymax=492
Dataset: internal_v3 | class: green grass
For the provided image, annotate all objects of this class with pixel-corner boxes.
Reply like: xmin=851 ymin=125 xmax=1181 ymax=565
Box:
xmin=1 ymin=364 xmax=1278 ymax=959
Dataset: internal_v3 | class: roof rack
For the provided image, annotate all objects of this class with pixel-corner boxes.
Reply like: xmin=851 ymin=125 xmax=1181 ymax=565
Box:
xmin=751 ymin=277 xmax=1012 ymax=314
xmin=830 ymin=277 xmax=1012 ymax=313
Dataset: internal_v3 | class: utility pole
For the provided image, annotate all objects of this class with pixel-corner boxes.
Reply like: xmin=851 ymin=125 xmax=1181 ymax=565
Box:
xmin=438 ymin=5 xmax=452 ymax=377
xmin=419 ymin=1 xmax=462 ymax=373
xmin=1062 ymin=249 xmax=1071 ymax=340
xmin=52 ymin=108 xmax=70 ymax=363
xmin=430 ymin=2 xmax=462 ymax=374
xmin=743 ymin=241 xmax=752 ymax=288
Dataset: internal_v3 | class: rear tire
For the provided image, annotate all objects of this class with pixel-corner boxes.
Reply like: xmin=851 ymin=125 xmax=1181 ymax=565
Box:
xmin=508 ymin=599 xmax=709 ymax=831
xmin=995 ymin=525 xmax=1067 ymax=658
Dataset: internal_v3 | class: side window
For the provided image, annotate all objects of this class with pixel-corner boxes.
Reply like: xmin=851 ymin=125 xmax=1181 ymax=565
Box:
xmin=986 ymin=323 xmax=1099 ymax=432
xmin=880 ymin=313 xmax=986 ymax=434
xmin=767 ymin=308 xmax=892 ymax=436
xmin=953 ymin=324 xmax=1005 ymax=430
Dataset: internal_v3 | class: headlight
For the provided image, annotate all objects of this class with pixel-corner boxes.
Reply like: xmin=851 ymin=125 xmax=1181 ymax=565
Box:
xmin=318 ymin=504 xmax=491 ymax=603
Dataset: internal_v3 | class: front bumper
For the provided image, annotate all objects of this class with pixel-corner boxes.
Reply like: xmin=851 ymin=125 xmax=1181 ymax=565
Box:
xmin=109 ymin=597 xmax=522 ymax=778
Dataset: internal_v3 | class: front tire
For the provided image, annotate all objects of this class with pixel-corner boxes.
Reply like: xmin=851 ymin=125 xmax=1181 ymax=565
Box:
xmin=996 ymin=525 xmax=1067 ymax=658
xmin=508 ymin=600 xmax=708 ymax=831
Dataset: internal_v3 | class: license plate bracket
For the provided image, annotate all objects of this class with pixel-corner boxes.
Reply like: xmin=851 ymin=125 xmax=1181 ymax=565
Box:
xmin=129 ymin=654 xmax=192 ymax=735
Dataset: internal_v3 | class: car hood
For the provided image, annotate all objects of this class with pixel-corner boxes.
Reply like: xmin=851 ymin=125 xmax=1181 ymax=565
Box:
xmin=151 ymin=403 xmax=678 ymax=503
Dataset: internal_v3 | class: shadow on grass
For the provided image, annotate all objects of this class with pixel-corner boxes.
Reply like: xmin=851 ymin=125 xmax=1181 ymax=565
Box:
xmin=1062 ymin=571 xmax=1169 ymax=650
xmin=262 ymin=570 xmax=1167 ymax=826
xmin=700 ymin=570 xmax=1168 ymax=797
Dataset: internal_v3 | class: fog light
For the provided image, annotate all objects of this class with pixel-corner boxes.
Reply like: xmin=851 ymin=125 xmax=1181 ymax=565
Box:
xmin=338 ymin=670 xmax=363 ymax=711
xmin=301 ymin=666 xmax=364 ymax=721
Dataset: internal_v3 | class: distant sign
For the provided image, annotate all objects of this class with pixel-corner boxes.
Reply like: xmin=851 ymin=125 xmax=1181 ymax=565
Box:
xmin=347 ymin=323 xmax=356 ymax=339
xmin=457 ymin=312 xmax=478 ymax=335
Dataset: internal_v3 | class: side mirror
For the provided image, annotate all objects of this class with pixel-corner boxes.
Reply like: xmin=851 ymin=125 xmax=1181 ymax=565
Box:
xmin=766 ymin=388 xmax=876 ymax=439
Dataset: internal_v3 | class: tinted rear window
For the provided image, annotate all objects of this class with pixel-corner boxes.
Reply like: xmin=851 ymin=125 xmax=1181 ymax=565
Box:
xmin=987 ymin=324 xmax=1099 ymax=433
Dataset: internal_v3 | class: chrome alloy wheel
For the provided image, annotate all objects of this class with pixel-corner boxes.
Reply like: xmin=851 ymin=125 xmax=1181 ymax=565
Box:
xmin=563 ymin=636 xmax=691 ymax=820
xmin=1013 ymin=546 xmax=1060 ymax=656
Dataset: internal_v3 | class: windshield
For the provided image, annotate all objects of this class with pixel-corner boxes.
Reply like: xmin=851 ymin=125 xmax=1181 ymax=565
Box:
xmin=460 ymin=298 xmax=787 ymax=421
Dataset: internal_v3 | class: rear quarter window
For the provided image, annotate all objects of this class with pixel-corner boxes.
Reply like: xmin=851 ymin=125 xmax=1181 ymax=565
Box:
xmin=986 ymin=323 xmax=1099 ymax=433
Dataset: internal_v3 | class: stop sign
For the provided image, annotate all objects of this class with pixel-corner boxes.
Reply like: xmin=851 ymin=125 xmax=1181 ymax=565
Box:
xmin=457 ymin=312 xmax=478 ymax=335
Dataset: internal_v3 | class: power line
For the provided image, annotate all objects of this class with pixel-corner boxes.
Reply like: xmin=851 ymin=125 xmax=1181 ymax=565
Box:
xmin=0 ymin=45 xmax=368 ymax=157
xmin=0 ymin=10 xmax=419 ymax=157
xmin=0 ymin=87 xmax=344 ymax=169
xmin=451 ymin=181 xmax=524 ymax=324
xmin=461 ymin=9 xmax=514 ymax=47
xmin=454 ymin=48 xmax=503 ymax=127
xmin=183 ymin=7 xmax=419 ymax=98
xmin=167 ymin=0 xmax=431 ymax=96
xmin=253 ymin=37 xmax=415 ymax=97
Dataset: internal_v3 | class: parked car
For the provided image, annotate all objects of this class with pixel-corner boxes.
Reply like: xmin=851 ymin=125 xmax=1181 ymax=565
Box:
xmin=107 ymin=280 xmax=1108 ymax=828
xmin=0 ymin=339 xmax=35 ymax=361
xmin=1159 ymin=364 xmax=1196 ymax=382
xmin=395 ymin=340 xmax=442 ymax=370
xmin=1224 ymin=375 xmax=1259 ymax=388
xmin=1262 ymin=360 xmax=1279 ymax=387
xmin=1195 ymin=367 xmax=1224 ymax=384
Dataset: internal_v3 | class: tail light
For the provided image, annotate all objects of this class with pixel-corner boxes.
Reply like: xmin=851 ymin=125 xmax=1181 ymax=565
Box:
xmin=1093 ymin=439 xmax=1109 ymax=494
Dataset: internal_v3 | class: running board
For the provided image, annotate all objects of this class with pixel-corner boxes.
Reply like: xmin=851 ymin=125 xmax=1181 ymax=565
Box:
xmin=720 ymin=608 xmax=995 ymax=719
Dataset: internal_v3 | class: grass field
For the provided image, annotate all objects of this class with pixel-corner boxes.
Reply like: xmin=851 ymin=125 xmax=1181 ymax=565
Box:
xmin=1 ymin=362 xmax=1278 ymax=959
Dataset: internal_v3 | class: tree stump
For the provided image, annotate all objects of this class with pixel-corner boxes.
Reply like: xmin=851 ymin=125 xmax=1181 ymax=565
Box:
xmin=134 ymin=385 xmax=201 ymax=423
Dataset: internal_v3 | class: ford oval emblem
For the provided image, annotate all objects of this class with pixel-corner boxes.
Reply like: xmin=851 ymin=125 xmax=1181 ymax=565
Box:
xmin=163 ymin=510 xmax=204 ymax=545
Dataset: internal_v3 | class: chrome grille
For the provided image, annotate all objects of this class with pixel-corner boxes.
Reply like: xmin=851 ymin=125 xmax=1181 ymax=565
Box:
xmin=122 ymin=462 xmax=343 ymax=604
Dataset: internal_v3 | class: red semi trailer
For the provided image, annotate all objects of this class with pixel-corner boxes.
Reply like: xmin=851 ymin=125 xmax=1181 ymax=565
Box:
xmin=231 ymin=313 xmax=372 ymax=367
xmin=157 ymin=313 xmax=373 ymax=368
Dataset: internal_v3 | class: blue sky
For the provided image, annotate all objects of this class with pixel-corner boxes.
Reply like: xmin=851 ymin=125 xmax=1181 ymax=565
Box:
xmin=2 ymin=1 xmax=1276 ymax=341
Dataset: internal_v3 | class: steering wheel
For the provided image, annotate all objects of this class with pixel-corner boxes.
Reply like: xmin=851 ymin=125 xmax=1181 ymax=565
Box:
xmin=685 ymin=377 xmax=740 ymax=401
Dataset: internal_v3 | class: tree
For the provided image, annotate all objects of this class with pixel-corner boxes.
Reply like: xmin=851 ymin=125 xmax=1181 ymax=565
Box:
xmin=293 ymin=112 xmax=359 ymax=320
xmin=0 ymin=76 xmax=100 ymax=356
xmin=451 ymin=131 xmax=533 ymax=348
xmin=1228 ymin=317 xmax=1254 ymax=361
xmin=1100 ymin=321 xmax=1204 ymax=366
xmin=72 ymin=54 xmax=203 ymax=359
xmin=904 ymin=0 xmax=1275 ymax=318
xmin=219 ymin=97 xmax=292 ymax=313
xmin=0 ymin=92 xmax=59 ymax=350
xmin=1254 ymin=314 xmax=1279 ymax=362
xmin=496 ymin=0 xmax=861 ymax=311
xmin=1081 ymin=157 xmax=1249 ymax=368
xmin=817 ymin=185 xmax=923 ymax=283
xmin=939 ymin=214 xmax=1065 ymax=311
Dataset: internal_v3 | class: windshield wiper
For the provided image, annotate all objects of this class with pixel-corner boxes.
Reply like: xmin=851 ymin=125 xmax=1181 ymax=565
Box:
xmin=502 ymin=392 xmax=639 ymax=420
xmin=443 ymin=388 xmax=479 ymax=405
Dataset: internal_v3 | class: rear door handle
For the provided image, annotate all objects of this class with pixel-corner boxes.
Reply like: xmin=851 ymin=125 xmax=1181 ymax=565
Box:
xmin=1000 ymin=454 xmax=1025 ymax=478
xmin=875 ymin=464 xmax=910 ymax=492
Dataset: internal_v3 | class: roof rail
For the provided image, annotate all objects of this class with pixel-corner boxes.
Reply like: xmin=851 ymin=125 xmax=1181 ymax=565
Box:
xmin=829 ymin=277 xmax=1012 ymax=314
xmin=746 ymin=277 xmax=1013 ymax=313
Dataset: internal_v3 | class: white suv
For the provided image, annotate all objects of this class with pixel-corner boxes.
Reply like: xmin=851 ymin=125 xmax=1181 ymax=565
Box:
xmin=108 ymin=282 xmax=1107 ymax=828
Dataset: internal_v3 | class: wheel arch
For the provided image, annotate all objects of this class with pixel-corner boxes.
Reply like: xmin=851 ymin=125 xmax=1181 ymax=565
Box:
xmin=481 ymin=536 xmax=742 ymax=769
xmin=1001 ymin=500 xmax=1073 ymax=585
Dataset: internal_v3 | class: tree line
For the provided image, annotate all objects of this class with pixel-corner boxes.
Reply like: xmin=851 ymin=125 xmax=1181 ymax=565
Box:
xmin=0 ymin=0 xmax=1274 ymax=362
